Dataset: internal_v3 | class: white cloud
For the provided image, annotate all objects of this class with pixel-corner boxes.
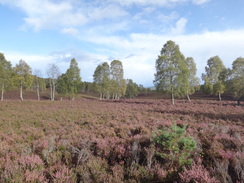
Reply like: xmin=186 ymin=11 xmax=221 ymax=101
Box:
xmin=15 ymin=0 xmax=88 ymax=31
xmin=88 ymin=4 xmax=128 ymax=21
xmin=80 ymin=29 xmax=244 ymax=86
xmin=3 ymin=26 xmax=244 ymax=86
xmin=106 ymin=0 xmax=209 ymax=6
xmin=192 ymin=0 xmax=209 ymax=5
xmin=0 ymin=0 xmax=210 ymax=32
xmin=2 ymin=49 xmax=109 ymax=82
xmin=2 ymin=51 xmax=57 ymax=75
xmin=171 ymin=17 xmax=188 ymax=34
xmin=0 ymin=0 xmax=129 ymax=32
xmin=60 ymin=28 xmax=79 ymax=35
xmin=157 ymin=11 xmax=179 ymax=23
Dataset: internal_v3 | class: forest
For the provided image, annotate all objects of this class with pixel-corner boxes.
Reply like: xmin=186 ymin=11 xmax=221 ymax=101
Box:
xmin=0 ymin=40 xmax=243 ymax=183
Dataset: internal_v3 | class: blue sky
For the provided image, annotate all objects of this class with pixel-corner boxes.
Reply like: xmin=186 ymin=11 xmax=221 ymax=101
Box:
xmin=1 ymin=0 xmax=244 ymax=87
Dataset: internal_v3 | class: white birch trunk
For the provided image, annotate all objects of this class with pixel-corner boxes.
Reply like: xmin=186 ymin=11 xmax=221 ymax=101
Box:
xmin=50 ymin=82 xmax=53 ymax=100
xmin=218 ymin=92 xmax=222 ymax=101
xmin=1 ymin=84 xmax=4 ymax=101
xmin=187 ymin=92 xmax=191 ymax=102
xmin=52 ymin=83 xmax=55 ymax=101
xmin=37 ymin=84 xmax=40 ymax=101
xmin=20 ymin=82 xmax=23 ymax=101
xmin=171 ymin=92 xmax=174 ymax=105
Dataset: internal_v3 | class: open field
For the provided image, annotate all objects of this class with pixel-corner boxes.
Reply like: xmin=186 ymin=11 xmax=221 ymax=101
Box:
xmin=0 ymin=98 xmax=243 ymax=182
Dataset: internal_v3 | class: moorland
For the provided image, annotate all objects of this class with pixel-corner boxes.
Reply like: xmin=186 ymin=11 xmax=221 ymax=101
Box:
xmin=0 ymin=91 xmax=243 ymax=183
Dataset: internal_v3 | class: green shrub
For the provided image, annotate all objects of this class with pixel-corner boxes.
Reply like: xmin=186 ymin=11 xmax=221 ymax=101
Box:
xmin=153 ymin=123 xmax=197 ymax=167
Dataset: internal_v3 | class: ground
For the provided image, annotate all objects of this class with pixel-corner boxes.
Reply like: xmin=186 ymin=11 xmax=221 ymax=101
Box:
xmin=0 ymin=91 xmax=243 ymax=182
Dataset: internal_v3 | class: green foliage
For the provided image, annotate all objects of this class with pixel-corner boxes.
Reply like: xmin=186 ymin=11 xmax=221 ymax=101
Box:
xmin=0 ymin=53 xmax=13 ymax=100
xmin=154 ymin=40 xmax=189 ymax=104
xmin=125 ymin=79 xmax=139 ymax=98
xmin=65 ymin=58 xmax=82 ymax=99
xmin=46 ymin=63 xmax=60 ymax=101
xmin=230 ymin=57 xmax=244 ymax=104
xmin=57 ymin=58 xmax=81 ymax=99
xmin=110 ymin=60 xmax=126 ymax=99
xmin=13 ymin=60 xmax=33 ymax=100
xmin=14 ymin=60 xmax=33 ymax=88
xmin=93 ymin=62 xmax=111 ymax=99
xmin=153 ymin=123 xmax=197 ymax=167
xmin=93 ymin=60 xmax=126 ymax=99
xmin=57 ymin=73 xmax=69 ymax=94
xmin=185 ymin=57 xmax=200 ymax=99
xmin=202 ymin=56 xmax=226 ymax=100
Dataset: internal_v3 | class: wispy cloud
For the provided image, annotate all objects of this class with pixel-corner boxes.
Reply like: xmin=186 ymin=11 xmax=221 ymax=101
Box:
xmin=105 ymin=0 xmax=210 ymax=6
xmin=79 ymin=28 xmax=244 ymax=85
xmin=60 ymin=28 xmax=80 ymax=36
xmin=0 ymin=0 xmax=210 ymax=32
xmin=2 ymin=28 xmax=244 ymax=86
xmin=192 ymin=0 xmax=209 ymax=5
xmin=171 ymin=17 xmax=188 ymax=34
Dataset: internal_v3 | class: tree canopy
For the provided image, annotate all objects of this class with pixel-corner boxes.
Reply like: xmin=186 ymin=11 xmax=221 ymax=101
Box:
xmin=154 ymin=40 xmax=189 ymax=105
xmin=93 ymin=60 xmax=126 ymax=100
xmin=0 ymin=53 xmax=12 ymax=100
xmin=230 ymin=57 xmax=244 ymax=105
xmin=14 ymin=60 xmax=33 ymax=101
xmin=202 ymin=56 xmax=226 ymax=100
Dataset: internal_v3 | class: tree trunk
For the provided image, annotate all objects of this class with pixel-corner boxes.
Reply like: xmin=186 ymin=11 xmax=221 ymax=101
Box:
xmin=1 ymin=84 xmax=4 ymax=101
xmin=52 ymin=84 xmax=55 ymax=101
xmin=186 ymin=92 xmax=191 ymax=102
xmin=218 ymin=92 xmax=222 ymax=101
xmin=171 ymin=92 xmax=174 ymax=105
xmin=50 ymin=82 xmax=53 ymax=100
xmin=37 ymin=84 xmax=40 ymax=101
xmin=237 ymin=99 xmax=240 ymax=106
xmin=100 ymin=93 xmax=102 ymax=100
xmin=20 ymin=83 xmax=24 ymax=101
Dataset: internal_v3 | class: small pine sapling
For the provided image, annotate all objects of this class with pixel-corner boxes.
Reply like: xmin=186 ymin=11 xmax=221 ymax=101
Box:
xmin=153 ymin=123 xmax=197 ymax=168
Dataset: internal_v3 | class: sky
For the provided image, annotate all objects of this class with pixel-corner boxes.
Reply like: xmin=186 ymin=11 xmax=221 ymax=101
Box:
xmin=1 ymin=0 xmax=244 ymax=87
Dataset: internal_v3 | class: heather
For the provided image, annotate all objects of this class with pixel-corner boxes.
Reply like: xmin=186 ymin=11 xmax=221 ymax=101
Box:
xmin=0 ymin=99 xmax=243 ymax=182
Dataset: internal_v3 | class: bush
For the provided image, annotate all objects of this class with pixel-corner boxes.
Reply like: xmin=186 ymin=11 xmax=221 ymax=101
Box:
xmin=179 ymin=158 xmax=220 ymax=183
xmin=153 ymin=123 xmax=197 ymax=168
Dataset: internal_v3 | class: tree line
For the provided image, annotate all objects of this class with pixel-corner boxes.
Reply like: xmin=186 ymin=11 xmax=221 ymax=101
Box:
xmin=154 ymin=40 xmax=244 ymax=105
xmin=1 ymin=41 xmax=243 ymax=103
xmin=93 ymin=60 xmax=144 ymax=100
xmin=0 ymin=53 xmax=147 ymax=101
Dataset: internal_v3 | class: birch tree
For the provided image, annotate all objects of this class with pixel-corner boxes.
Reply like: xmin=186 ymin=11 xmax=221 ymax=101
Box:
xmin=0 ymin=53 xmax=12 ymax=101
xmin=185 ymin=57 xmax=200 ymax=102
xmin=231 ymin=57 xmax=244 ymax=105
xmin=14 ymin=60 xmax=33 ymax=101
xmin=202 ymin=56 xmax=226 ymax=101
xmin=110 ymin=60 xmax=126 ymax=99
xmin=93 ymin=62 xmax=110 ymax=99
xmin=154 ymin=40 xmax=187 ymax=105
xmin=33 ymin=69 xmax=42 ymax=100
xmin=46 ymin=64 xmax=60 ymax=101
